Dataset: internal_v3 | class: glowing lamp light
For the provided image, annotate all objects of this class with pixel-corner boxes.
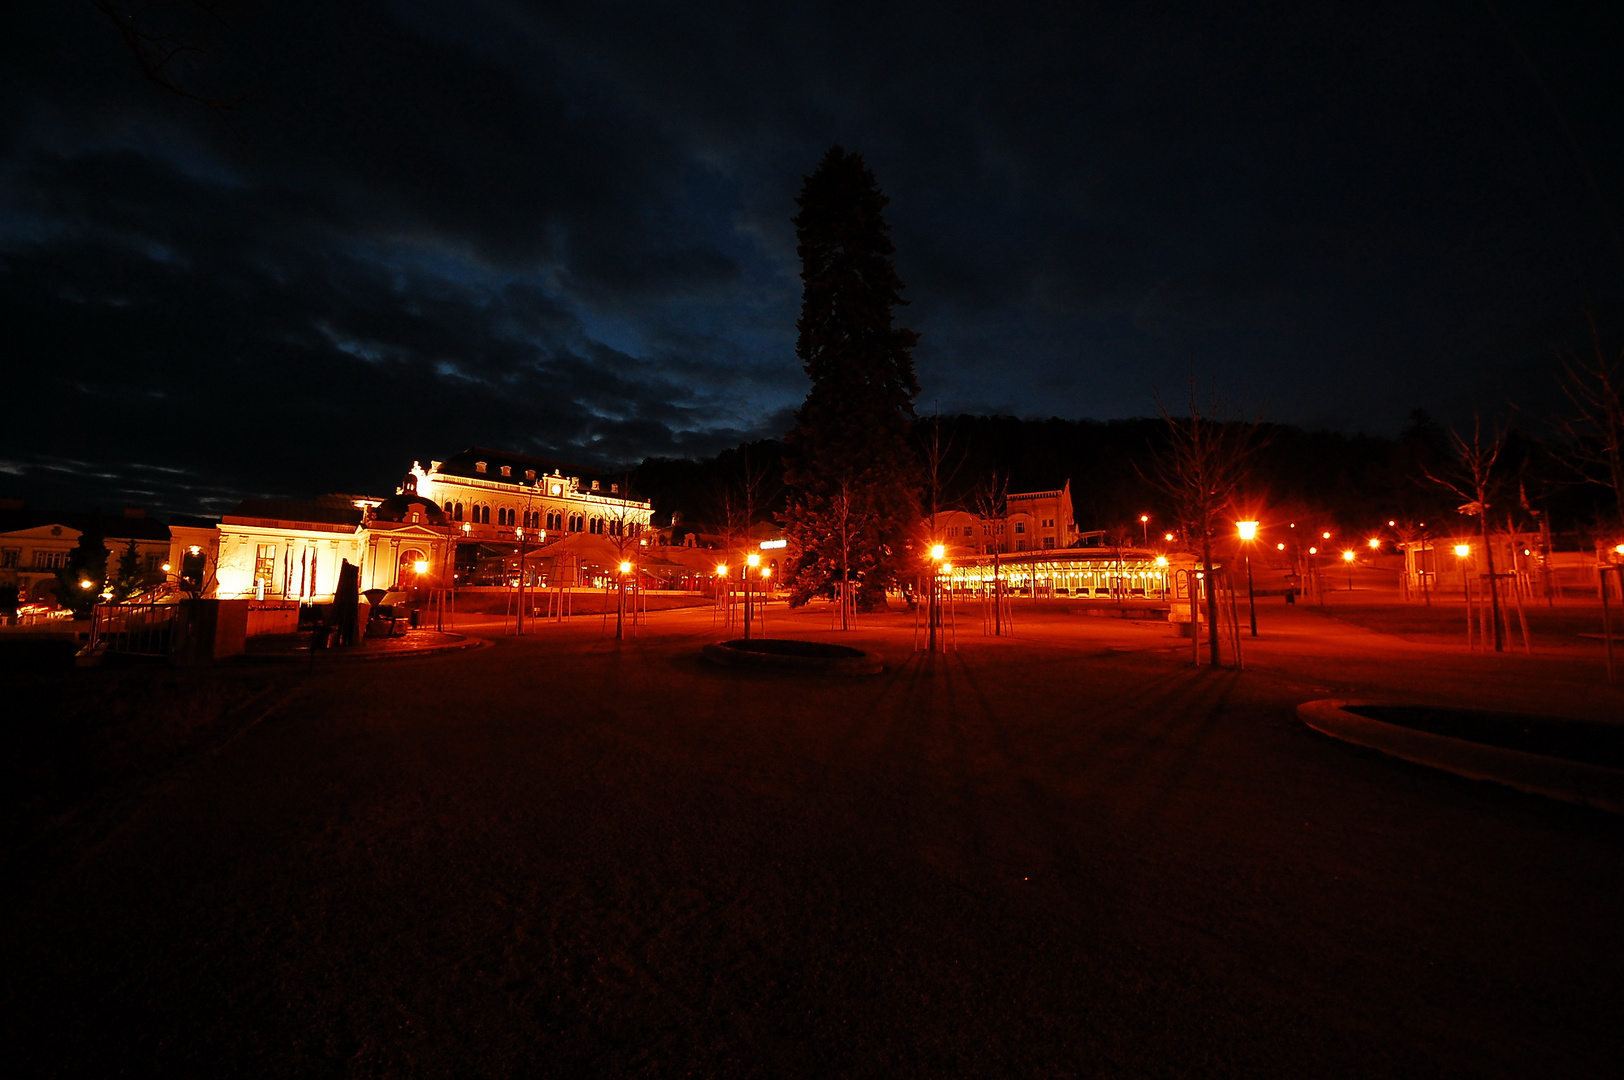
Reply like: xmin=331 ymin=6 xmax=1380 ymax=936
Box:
xmin=1276 ymin=543 xmax=1286 ymax=551
xmin=619 ymin=561 xmax=632 ymax=575
xmin=941 ymin=563 xmax=952 ymax=574
xmin=1139 ymin=514 xmax=1149 ymax=524
xmin=1309 ymin=546 xmax=1318 ymax=555
xmin=1342 ymin=550 xmax=1355 ymax=563
xmin=1154 ymin=555 xmax=1169 ymax=567
xmin=1388 ymin=520 xmax=1397 ymax=527
xmin=161 ymin=562 xmax=171 ymax=572
xmin=747 ymin=552 xmax=760 ymax=568
xmin=413 ymin=560 xmax=429 ymax=575
xmin=79 ymin=579 xmax=94 ymax=590
xmin=1322 ymin=531 xmax=1332 ymax=540
xmin=188 ymin=546 xmax=201 ymax=555
xmin=1164 ymin=532 xmax=1174 ymax=542
xmin=1616 ymin=544 xmax=1624 ymax=556
xmin=1367 ymin=537 xmax=1381 ymax=549
xmin=931 ymin=544 xmax=946 ymax=561
xmin=1236 ymin=521 xmax=1258 ymax=541
xmin=761 ymin=567 xmax=772 ymax=579
xmin=1454 ymin=544 xmax=1471 ymax=558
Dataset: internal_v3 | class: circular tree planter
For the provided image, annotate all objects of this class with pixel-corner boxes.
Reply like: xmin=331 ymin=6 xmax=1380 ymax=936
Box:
xmin=703 ymin=638 xmax=883 ymax=676
xmin=1298 ymin=699 xmax=1624 ymax=814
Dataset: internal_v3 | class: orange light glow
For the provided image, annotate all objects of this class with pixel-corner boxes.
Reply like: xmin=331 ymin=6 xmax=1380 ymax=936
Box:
xmin=1236 ymin=521 xmax=1258 ymax=541
xmin=931 ymin=544 xmax=945 ymax=560
xmin=1139 ymin=514 xmax=1148 ymax=524
xmin=1367 ymin=537 xmax=1380 ymax=549
xmin=1309 ymin=547 xmax=1318 ymax=555
xmin=1322 ymin=531 xmax=1332 ymax=540
xmin=1154 ymin=555 xmax=1168 ymax=567
xmin=161 ymin=562 xmax=171 ymax=572
xmin=716 ymin=564 xmax=727 ymax=576
xmin=1276 ymin=543 xmax=1285 ymax=551
xmin=1342 ymin=550 xmax=1355 ymax=563
xmin=1164 ymin=532 xmax=1174 ymax=542
xmin=413 ymin=559 xmax=429 ymax=574
xmin=1454 ymin=544 xmax=1470 ymax=558
xmin=747 ymin=552 xmax=760 ymax=568
xmin=619 ymin=561 xmax=632 ymax=574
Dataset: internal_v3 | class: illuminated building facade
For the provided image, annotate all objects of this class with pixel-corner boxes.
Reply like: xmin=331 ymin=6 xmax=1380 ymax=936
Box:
xmin=405 ymin=447 xmax=652 ymax=547
xmin=178 ymin=448 xmax=653 ymax=601
xmin=1 ymin=507 xmax=171 ymax=603
xmin=931 ymin=481 xmax=1079 ymax=558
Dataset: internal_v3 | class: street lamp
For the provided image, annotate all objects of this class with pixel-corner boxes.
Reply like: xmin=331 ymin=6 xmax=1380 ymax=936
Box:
xmin=1139 ymin=514 xmax=1149 ymax=546
xmin=745 ymin=552 xmax=760 ymax=640
xmin=1454 ymin=544 xmax=1472 ymax=647
xmin=1342 ymin=549 xmax=1355 ymax=590
xmin=928 ymin=543 xmax=945 ymax=650
xmin=1236 ymin=521 xmax=1258 ymax=636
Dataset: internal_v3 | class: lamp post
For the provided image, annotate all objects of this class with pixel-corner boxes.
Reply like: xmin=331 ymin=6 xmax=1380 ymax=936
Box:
xmin=1236 ymin=521 xmax=1258 ymax=636
xmin=1455 ymin=542 xmax=1476 ymax=645
xmin=1139 ymin=514 xmax=1149 ymax=547
xmin=616 ymin=560 xmax=631 ymax=640
xmin=745 ymin=552 xmax=759 ymax=640
xmin=929 ymin=544 xmax=945 ymax=652
xmin=1342 ymin=549 xmax=1355 ymax=590
xmin=716 ymin=564 xmax=729 ymax=630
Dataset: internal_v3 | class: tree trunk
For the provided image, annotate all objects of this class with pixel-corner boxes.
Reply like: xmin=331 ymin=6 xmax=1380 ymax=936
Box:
xmin=1202 ymin=533 xmax=1221 ymax=666
xmin=1479 ymin=508 xmax=1505 ymax=652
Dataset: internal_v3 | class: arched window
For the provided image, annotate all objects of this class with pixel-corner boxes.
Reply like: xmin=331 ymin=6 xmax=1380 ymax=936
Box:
xmin=453 ymin=502 xmax=463 ymax=521
xmin=480 ymin=505 xmax=491 ymax=524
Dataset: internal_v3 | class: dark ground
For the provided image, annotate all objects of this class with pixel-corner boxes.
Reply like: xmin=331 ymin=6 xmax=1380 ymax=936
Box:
xmin=3 ymin=600 xmax=1622 ymax=1077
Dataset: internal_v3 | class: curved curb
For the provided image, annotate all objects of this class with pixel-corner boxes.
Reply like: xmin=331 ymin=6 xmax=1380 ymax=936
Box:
xmin=702 ymin=640 xmax=883 ymax=676
xmin=1298 ymin=700 xmax=1624 ymax=815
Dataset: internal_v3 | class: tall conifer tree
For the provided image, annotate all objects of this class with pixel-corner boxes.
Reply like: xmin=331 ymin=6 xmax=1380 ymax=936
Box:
xmin=782 ymin=147 xmax=921 ymax=609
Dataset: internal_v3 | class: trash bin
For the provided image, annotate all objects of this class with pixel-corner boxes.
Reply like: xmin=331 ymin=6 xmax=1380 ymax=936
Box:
xmin=409 ymin=609 xmax=420 ymax=629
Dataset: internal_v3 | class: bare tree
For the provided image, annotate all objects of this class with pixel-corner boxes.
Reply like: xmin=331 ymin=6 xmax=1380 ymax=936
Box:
xmin=971 ymin=469 xmax=1010 ymax=635
xmin=1552 ymin=311 xmax=1624 ymax=532
xmin=91 ymin=1 xmax=246 ymax=110
xmin=1424 ymin=414 xmax=1510 ymax=652
xmin=1142 ymin=378 xmax=1262 ymax=666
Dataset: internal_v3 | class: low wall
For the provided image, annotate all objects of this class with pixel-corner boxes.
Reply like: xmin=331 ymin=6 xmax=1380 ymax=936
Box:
xmin=246 ymin=602 xmax=300 ymax=638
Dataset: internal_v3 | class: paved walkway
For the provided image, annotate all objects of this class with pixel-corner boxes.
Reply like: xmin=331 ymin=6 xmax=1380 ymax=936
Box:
xmin=5 ymin=598 xmax=1621 ymax=1076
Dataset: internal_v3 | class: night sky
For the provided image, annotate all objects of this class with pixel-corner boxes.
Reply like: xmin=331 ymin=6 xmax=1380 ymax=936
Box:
xmin=3 ymin=2 xmax=1621 ymax=515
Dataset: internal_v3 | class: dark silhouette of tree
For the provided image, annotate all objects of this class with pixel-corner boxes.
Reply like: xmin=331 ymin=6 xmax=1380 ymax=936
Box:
xmin=111 ymin=538 xmax=144 ymax=601
xmin=1551 ymin=312 xmax=1624 ymax=531
xmin=782 ymin=146 xmax=921 ymax=610
xmin=90 ymin=0 xmax=245 ymax=110
xmin=53 ymin=516 xmax=109 ymax=617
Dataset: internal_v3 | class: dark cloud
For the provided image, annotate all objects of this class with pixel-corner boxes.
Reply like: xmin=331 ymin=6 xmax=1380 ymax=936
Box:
xmin=1 ymin=1 xmax=1621 ymax=513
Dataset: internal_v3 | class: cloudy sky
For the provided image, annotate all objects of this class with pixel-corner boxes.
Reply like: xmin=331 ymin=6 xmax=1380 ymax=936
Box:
xmin=3 ymin=1 xmax=1620 ymax=514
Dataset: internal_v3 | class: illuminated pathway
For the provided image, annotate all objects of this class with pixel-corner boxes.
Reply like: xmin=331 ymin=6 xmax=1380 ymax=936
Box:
xmin=4 ymin=598 xmax=1621 ymax=1075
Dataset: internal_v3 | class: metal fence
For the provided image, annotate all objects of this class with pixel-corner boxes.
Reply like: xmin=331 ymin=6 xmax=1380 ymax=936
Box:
xmin=89 ymin=601 xmax=179 ymax=659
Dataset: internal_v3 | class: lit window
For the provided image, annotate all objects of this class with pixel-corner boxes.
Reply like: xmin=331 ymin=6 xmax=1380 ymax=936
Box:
xmin=500 ymin=466 xmax=511 ymax=477
xmin=475 ymin=461 xmax=487 ymax=473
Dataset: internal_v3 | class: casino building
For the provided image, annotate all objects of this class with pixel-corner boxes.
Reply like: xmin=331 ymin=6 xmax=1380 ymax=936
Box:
xmin=183 ymin=447 xmax=653 ymax=602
